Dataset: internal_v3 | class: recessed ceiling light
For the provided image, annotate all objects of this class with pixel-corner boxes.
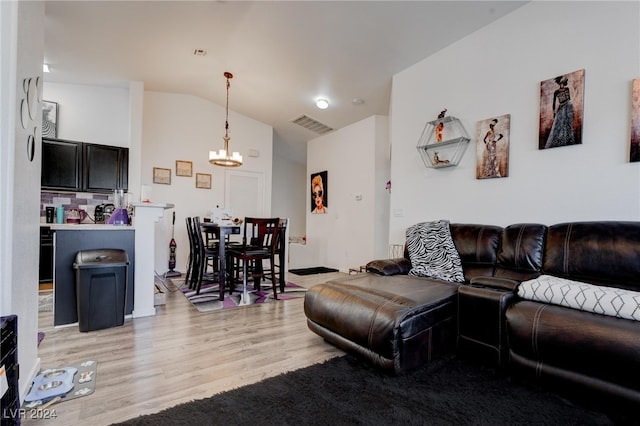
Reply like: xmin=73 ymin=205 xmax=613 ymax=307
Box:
xmin=316 ymin=99 xmax=329 ymax=110
xmin=352 ymin=97 xmax=364 ymax=105
xmin=43 ymin=64 xmax=50 ymax=73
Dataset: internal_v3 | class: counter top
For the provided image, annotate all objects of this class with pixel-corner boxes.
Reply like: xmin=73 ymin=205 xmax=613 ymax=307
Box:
xmin=131 ymin=202 xmax=174 ymax=209
xmin=41 ymin=223 xmax=134 ymax=231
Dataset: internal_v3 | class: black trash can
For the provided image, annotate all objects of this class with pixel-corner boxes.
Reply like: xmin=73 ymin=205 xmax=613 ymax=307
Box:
xmin=73 ymin=249 xmax=129 ymax=332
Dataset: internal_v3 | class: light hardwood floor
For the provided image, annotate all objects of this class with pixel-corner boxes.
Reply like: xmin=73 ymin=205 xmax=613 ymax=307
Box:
xmin=25 ymin=272 xmax=347 ymax=425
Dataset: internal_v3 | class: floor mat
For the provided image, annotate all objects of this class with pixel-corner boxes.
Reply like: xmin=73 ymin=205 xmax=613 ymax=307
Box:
xmin=23 ymin=360 xmax=97 ymax=408
xmin=174 ymin=279 xmax=306 ymax=313
xmin=289 ymin=266 xmax=339 ymax=275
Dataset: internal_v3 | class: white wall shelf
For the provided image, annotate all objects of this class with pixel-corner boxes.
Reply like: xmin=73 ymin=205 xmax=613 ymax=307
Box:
xmin=416 ymin=115 xmax=470 ymax=168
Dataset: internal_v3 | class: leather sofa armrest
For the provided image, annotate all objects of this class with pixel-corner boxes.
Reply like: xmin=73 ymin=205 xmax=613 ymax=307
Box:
xmin=469 ymin=276 xmax=520 ymax=292
xmin=366 ymin=258 xmax=411 ymax=276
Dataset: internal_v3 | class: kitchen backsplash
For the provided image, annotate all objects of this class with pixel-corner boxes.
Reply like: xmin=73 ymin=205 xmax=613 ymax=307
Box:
xmin=40 ymin=191 xmax=113 ymax=222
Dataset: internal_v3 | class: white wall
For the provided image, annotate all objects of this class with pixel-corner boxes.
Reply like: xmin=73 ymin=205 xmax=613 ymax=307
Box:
xmin=141 ymin=91 xmax=274 ymax=273
xmin=272 ymin=154 xmax=306 ymax=238
xmin=0 ymin=0 xmax=45 ymax=400
xmin=43 ymin=82 xmax=130 ymax=146
xmin=305 ymin=115 xmax=389 ymax=272
xmin=389 ymin=1 xmax=640 ymax=243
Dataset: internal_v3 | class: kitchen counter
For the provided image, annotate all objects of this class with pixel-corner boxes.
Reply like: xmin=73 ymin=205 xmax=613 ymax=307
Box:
xmin=51 ymin=226 xmax=135 ymax=326
xmin=41 ymin=223 xmax=134 ymax=230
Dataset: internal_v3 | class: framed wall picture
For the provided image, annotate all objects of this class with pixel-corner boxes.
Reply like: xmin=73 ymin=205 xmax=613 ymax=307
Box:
xmin=153 ymin=167 xmax=171 ymax=185
xmin=176 ymin=160 xmax=193 ymax=177
xmin=539 ymin=69 xmax=585 ymax=150
xmin=310 ymin=171 xmax=328 ymax=214
xmin=476 ymin=114 xmax=510 ymax=179
xmin=631 ymin=78 xmax=640 ymax=162
xmin=42 ymin=100 xmax=58 ymax=138
xmin=196 ymin=173 xmax=212 ymax=189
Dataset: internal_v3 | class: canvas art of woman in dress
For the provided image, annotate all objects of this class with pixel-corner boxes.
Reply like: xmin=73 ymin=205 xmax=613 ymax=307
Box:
xmin=476 ymin=114 xmax=510 ymax=179
xmin=545 ymin=75 xmax=575 ymax=148
xmin=539 ymin=69 xmax=584 ymax=150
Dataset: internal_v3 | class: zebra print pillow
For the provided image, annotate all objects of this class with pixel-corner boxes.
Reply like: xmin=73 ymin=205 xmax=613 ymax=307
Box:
xmin=406 ymin=220 xmax=465 ymax=283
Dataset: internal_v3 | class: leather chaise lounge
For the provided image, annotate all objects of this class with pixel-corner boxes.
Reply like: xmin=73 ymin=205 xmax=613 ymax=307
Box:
xmin=303 ymin=221 xmax=640 ymax=407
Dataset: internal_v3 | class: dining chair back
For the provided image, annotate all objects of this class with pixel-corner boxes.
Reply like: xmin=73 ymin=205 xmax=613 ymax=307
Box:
xmin=274 ymin=218 xmax=288 ymax=292
xmin=228 ymin=217 xmax=280 ymax=302
xmin=192 ymin=216 xmax=220 ymax=296
xmin=184 ymin=217 xmax=197 ymax=289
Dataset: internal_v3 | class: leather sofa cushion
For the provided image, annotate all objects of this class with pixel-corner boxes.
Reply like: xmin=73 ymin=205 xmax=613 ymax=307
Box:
xmin=495 ymin=223 xmax=546 ymax=281
xmin=506 ymin=300 xmax=640 ymax=396
xmin=366 ymin=258 xmax=411 ymax=276
xmin=304 ymin=274 xmax=458 ymax=371
xmin=451 ymin=224 xmax=502 ymax=281
xmin=544 ymin=221 xmax=640 ymax=291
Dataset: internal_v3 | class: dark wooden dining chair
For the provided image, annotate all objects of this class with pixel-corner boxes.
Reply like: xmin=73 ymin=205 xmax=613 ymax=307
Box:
xmin=273 ymin=218 xmax=288 ymax=292
xmin=192 ymin=216 xmax=221 ymax=296
xmin=184 ymin=217 xmax=197 ymax=289
xmin=227 ymin=217 xmax=280 ymax=304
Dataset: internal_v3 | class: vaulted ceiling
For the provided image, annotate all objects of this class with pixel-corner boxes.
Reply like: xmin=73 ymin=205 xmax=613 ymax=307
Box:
xmin=43 ymin=1 xmax=527 ymax=163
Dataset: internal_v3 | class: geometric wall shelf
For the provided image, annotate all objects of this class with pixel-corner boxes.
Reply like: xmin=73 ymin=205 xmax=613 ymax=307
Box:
xmin=417 ymin=115 xmax=470 ymax=168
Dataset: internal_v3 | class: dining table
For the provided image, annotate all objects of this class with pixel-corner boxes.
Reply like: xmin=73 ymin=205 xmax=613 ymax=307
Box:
xmin=200 ymin=222 xmax=241 ymax=298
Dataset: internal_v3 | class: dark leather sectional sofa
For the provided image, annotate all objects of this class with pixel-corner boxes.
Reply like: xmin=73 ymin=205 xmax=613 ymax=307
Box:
xmin=303 ymin=221 xmax=640 ymax=408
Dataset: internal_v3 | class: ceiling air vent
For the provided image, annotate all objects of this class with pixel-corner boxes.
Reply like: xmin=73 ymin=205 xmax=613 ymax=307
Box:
xmin=291 ymin=115 xmax=334 ymax=135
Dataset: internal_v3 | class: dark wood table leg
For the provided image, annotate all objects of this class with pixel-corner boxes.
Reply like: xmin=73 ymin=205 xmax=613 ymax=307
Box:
xmin=218 ymin=229 xmax=226 ymax=301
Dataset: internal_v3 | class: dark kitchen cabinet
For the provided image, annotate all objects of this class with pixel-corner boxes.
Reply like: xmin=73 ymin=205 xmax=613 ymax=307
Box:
xmin=41 ymin=138 xmax=83 ymax=191
xmin=39 ymin=227 xmax=54 ymax=283
xmin=41 ymin=138 xmax=128 ymax=193
xmin=84 ymin=143 xmax=129 ymax=192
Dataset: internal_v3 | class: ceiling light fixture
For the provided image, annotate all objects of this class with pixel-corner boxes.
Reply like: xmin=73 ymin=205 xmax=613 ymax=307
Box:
xmin=316 ymin=99 xmax=329 ymax=110
xmin=209 ymin=72 xmax=243 ymax=167
xmin=43 ymin=64 xmax=50 ymax=73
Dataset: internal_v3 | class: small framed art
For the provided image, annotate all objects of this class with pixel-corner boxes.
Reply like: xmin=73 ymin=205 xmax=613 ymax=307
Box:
xmin=153 ymin=167 xmax=171 ymax=185
xmin=176 ymin=160 xmax=193 ymax=177
xmin=196 ymin=173 xmax=212 ymax=189
xmin=42 ymin=100 xmax=58 ymax=138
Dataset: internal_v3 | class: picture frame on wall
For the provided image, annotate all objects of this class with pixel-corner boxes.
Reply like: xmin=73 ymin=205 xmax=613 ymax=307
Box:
xmin=631 ymin=78 xmax=640 ymax=162
xmin=310 ymin=171 xmax=328 ymax=214
xmin=195 ymin=173 xmax=212 ymax=189
xmin=538 ymin=69 xmax=585 ymax=150
xmin=42 ymin=100 xmax=58 ymax=138
xmin=176 ymin=160 xmax=193 ymax=177
xmin=153 ymin=167 xmax=171 ymax=185
xmin=476 ymin=114 xmax=510 ymax=179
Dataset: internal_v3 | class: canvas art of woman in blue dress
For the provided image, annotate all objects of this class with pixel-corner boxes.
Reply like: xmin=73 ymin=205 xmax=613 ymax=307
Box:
xmin=545 ymin=75 xmax=575 ymax=148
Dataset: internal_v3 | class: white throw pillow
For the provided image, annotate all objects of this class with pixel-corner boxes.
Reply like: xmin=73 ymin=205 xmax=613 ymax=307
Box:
xmin=405 ymin=220 xmax=464 ymax=283
xmin=518 ymin=275 xmax=640 ymax=321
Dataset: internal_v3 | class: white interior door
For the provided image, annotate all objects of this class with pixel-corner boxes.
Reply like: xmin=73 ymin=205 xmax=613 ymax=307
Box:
xmin=224 ymin=169 xmax=265 ymax=218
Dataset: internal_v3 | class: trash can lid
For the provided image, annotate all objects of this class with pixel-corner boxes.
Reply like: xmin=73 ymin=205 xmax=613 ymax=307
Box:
xmin=73 ymin=249 xmax=129 ymax=269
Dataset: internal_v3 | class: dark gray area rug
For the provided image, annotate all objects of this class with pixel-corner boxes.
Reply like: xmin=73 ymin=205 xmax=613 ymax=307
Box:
xmin=112 ymin=355 xmax=627 ymax=426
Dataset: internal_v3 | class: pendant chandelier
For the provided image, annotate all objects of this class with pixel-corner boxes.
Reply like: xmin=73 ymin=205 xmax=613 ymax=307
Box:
xmin=209 ymin=71 xmax=243 ymax=167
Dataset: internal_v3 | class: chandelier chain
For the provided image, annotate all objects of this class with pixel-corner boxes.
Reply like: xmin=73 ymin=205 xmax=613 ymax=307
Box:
xmin=225 ymin=76 xmax=230 ymax=138
xmin=209 ymin=71 xmax=242 ymax=167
